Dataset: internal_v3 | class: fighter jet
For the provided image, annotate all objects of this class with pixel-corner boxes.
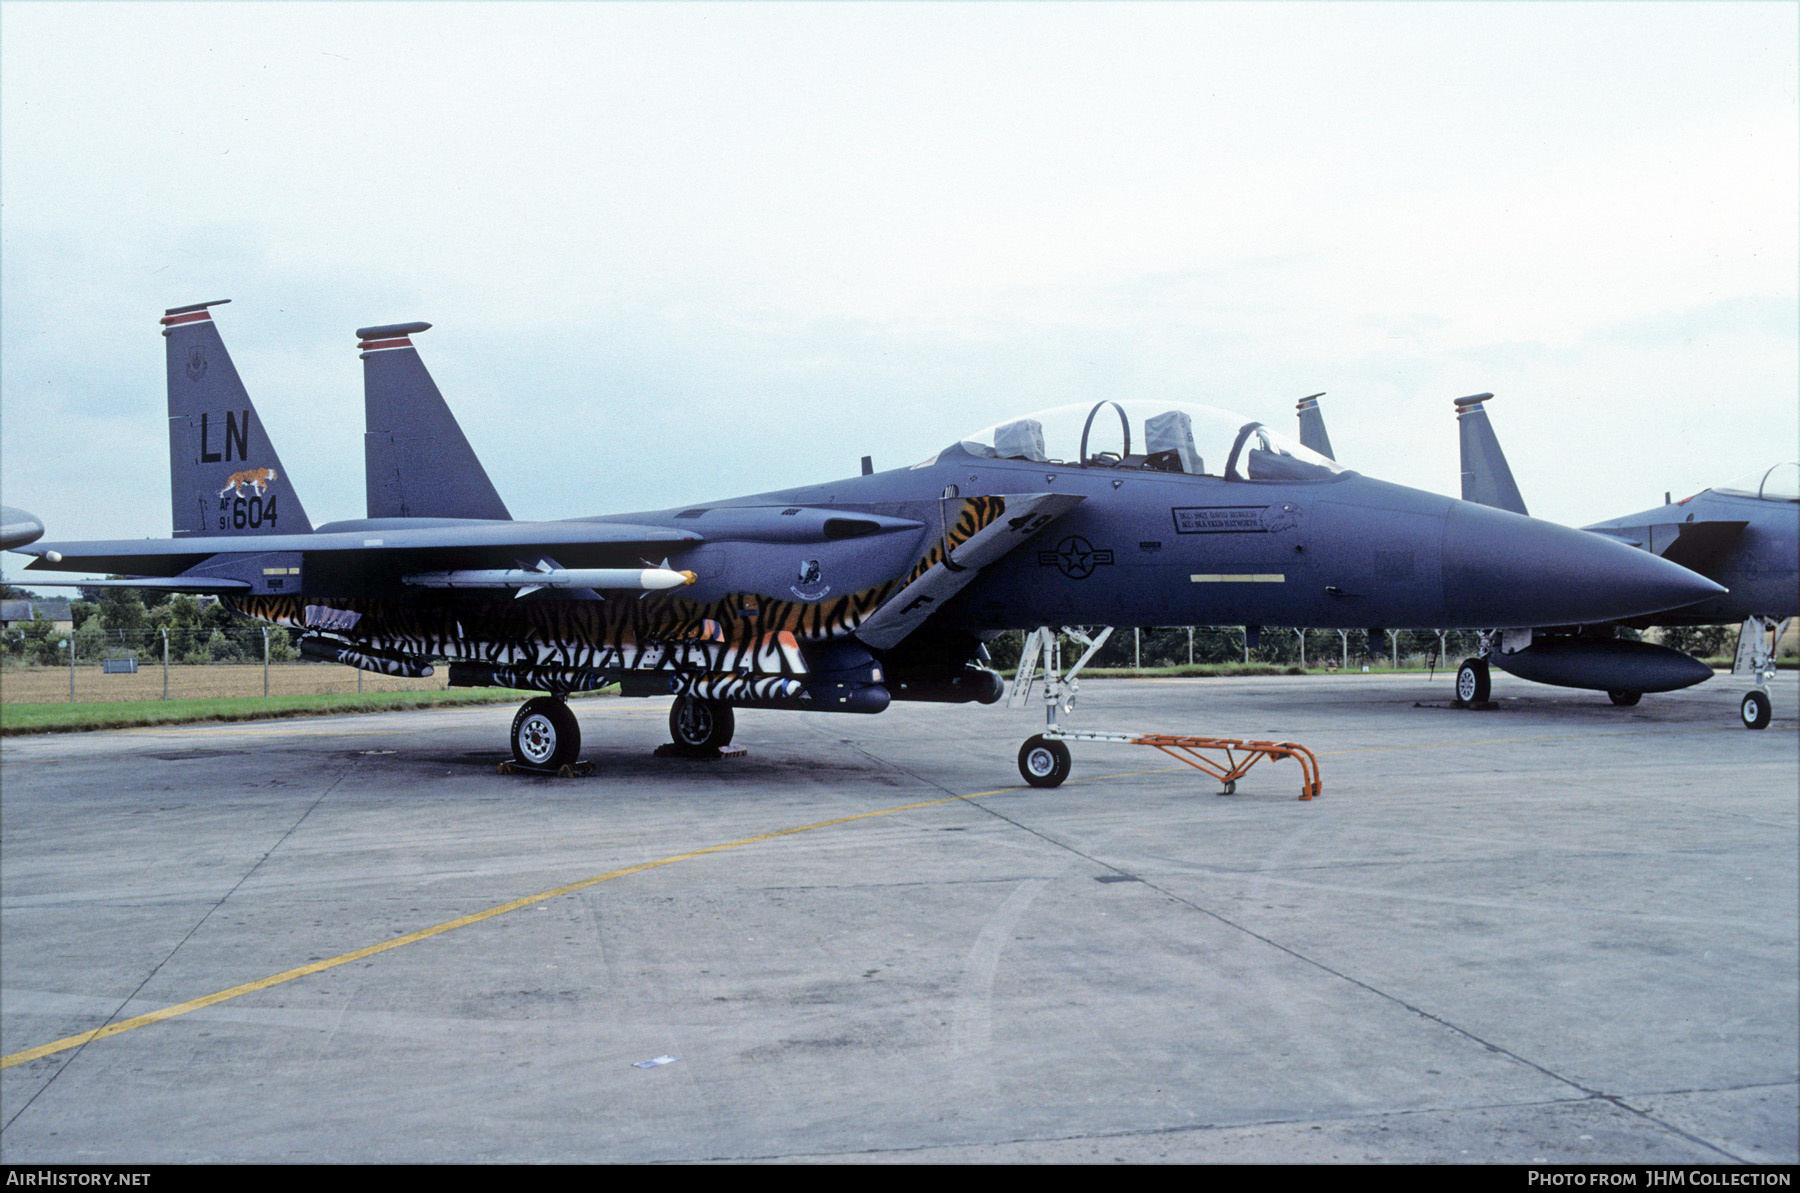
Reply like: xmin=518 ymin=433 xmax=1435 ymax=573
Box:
xmin=1299 ymin=393 xmax=1797 ymax=729
xmin=9 ymin=302 xmax=1726 ymax=777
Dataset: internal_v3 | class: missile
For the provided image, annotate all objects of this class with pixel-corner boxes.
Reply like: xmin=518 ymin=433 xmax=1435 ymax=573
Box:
xmin=403 ymin=566 xmax=698 ymax=594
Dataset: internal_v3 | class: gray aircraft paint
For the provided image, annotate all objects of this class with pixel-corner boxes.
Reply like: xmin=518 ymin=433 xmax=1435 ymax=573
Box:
xmin=0 ymin=505 xmax=44 ymax=552
xmin=1294 ymin=393 xmax=1334 ymax=462
xmin=12 ymin=306 xmax=1729 ymax=740
xmin=160 ymin=301 xmax=313 ymax=538
xmin=358 ymin=322 xmax=513 ymax=522
xmin=1440 ymin=393 xmax=1795 ymax=696
xmin=1453 ymin=394 xmax=1528 ymax=517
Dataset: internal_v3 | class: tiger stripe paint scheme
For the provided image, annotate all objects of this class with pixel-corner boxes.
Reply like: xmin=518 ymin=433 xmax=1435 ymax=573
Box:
xmin=232 ymin=496 xmax=1016 ymax=686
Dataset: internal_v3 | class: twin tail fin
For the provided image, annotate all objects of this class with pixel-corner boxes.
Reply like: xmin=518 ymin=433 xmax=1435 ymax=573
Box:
xmin=162 ymin=300 xmax=313 ymax=537
xmin=358 ymin=322 xmax=511 ymax=521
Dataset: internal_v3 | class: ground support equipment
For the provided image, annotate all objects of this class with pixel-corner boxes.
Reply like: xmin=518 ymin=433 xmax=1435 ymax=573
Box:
xmin=1043 ymin=730 xmax=1322 ymax=799
xmin=1008 ymin=625 xmax=1323 ymax=797
xmin=496 ymin=759 xmax=596 ymax=777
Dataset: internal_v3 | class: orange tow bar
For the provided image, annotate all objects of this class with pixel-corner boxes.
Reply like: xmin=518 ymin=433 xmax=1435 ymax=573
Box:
xmin=1045 ymin=730 xmax=1323 ymax=800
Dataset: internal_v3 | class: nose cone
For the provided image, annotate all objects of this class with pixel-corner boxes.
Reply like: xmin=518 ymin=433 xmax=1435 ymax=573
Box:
xmin=0 ymin=506 xmax=45 ymax=551
xmin=1442 ymin=502 xmax=1726 ymax=626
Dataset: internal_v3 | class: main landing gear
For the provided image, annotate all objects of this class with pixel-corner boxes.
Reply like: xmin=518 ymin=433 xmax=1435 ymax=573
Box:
xmin=1455 ymin=656 xmax=1490 ymax=705
xmin=669 ymin=694 xmax=736 ymax=754
xmin=509 ymin=696 xmax=583 ymax=771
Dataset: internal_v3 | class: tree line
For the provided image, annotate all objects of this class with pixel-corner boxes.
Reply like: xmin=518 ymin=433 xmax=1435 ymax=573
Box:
xmin=3 ymin=584 xmax=297 ymax=666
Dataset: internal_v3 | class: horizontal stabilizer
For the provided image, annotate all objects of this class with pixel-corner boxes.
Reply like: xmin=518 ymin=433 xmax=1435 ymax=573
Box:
xmin=1454 ymin=394 xmax=1527 ymax=516
xmin=856 ymin=493 xmax=1084 ymax=650
xmin=358 ymin=322 xmax=512 ymax=521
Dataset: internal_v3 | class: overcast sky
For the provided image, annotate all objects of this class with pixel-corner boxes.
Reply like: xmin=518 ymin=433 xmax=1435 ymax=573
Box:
xmin=3 ymin=1 xmax=1795 ymax=574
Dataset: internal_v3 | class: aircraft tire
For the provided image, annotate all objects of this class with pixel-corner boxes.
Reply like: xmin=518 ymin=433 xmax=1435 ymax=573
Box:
xmin=1018 ymin=735 xmax=1071 ymax=788
xmin=1455 ymin=658 xmax=1490 ymax=704
xmin=1607 ymin=690 xmax=1642 ymax=707
xmin=511 ymin=697 xmax=581 ymax=769
xmin=670 ymin=695 xmax=735 ymax=751
xmin=1741 ymin=690 xmax=1772 ymax=731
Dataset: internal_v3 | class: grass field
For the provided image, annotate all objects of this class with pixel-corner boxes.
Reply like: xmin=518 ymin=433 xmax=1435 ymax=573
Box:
xmin=1 ymin=653 xmax=1778 ymax=736
xmin=0 ymin=688 xmax=590 ymax=735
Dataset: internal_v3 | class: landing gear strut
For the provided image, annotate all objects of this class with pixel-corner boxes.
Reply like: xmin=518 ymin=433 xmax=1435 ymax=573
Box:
xmin=510 ymin=696 xmax=581 ymax=770
xmin=1007 ymin=626 xmax=1114 ymax=788
xmin=1733 ymin=616 xmax=1790 ymax=731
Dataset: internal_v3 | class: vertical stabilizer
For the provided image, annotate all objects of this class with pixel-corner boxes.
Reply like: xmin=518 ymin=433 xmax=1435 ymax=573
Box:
xmin=1454 ymin=393 xmax=1528 ymax=516
xmin=162 ymin=301 xmax=313 ymax=537
xmin=358 ymin=323 xmax=511 ymax=520
xmin=1295 ymin=393 xmax=1334 ymax=461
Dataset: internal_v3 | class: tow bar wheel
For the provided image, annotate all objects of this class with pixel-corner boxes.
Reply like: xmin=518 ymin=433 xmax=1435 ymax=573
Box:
xmin=1019 ymin=735 xmax=1072 ymax=788
xmin=511 ymin=697 xmax=581 ymax=769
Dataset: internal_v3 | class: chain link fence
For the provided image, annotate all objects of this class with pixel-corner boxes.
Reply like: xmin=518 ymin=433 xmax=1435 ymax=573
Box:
xmin=979 ymin=626 xmax=1488 ymax=673
xmin=0 ymin=619 xmax=1585 ymax=705
xmin=1 ymin=625 xmax=448 ymax=704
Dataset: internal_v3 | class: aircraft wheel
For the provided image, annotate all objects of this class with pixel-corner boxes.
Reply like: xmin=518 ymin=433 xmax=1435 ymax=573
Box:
xmin=511 ymin=697 xmax=581 ymax=769
xmin=1455 ymin=658 xmax=1490 ymax=704
xmin=1741 ymin=690 xmax=1772 ymax=731
xmin=670 ymin=695 xmax=735 ymax=751
xmin=1607 ymin=691 xmax=1642 ymax=707
xmin=1018 ymin=735 xmax=1071 ymax=788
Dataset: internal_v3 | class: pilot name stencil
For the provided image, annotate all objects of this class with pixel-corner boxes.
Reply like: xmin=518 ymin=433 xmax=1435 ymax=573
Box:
xmin=1171 ymin=505 xmax=1301 ymax=534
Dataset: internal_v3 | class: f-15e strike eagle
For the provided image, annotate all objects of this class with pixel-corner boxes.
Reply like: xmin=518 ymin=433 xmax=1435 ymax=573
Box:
xmin=9 ymin=301 xmax=1726 ymax=776
xmin=1297 ymin=393 xmax=1797 ymax=729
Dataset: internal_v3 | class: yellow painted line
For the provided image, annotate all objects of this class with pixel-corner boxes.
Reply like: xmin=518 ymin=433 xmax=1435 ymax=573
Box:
xmin=0 ymin=788 xmax=1009 ymax=1070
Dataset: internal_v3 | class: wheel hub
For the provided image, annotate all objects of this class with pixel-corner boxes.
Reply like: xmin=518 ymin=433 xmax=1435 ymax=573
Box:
xmin=518 ymin=714 xmax=556 ymax=764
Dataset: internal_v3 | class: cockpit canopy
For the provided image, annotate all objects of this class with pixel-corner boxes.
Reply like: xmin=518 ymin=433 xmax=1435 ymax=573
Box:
xmin=1714 ymin=462 xmax=1800 ymax=503
xmin=945 ymin=400 xmax=1345 ymax=482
